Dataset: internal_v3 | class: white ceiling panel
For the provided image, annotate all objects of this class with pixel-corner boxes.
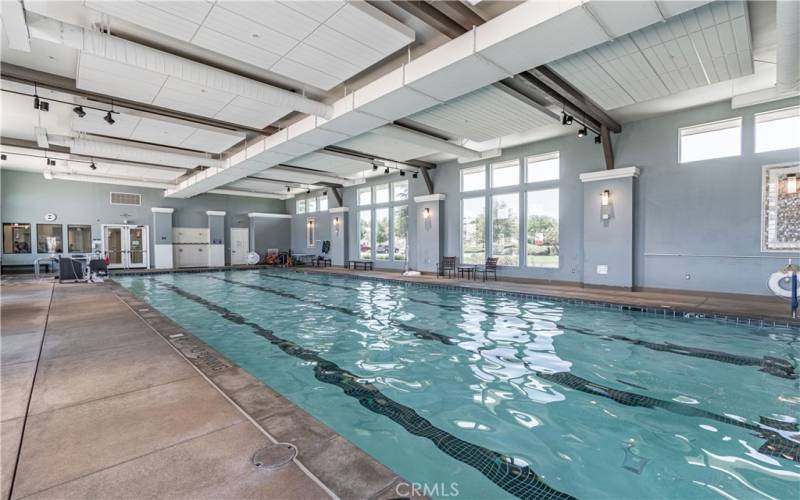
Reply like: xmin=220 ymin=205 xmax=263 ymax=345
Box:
xmin=226 ymin=178 xmax=288 ymax=192
xmin=85 ymin=1 xmax=199 ymax=41
xmin=181 ymin=129 xmax=243 ymax=154
xmin=289 ymin=152 xmax=366 ymax=177
xmin=324 ymin=2 xmax=413 ymax=56
xmin=77 ymin=53 xmax=167 ymax=104
xmin=339 ymin=133 xmax=437 ymax=162
xmin=151 ymin=78 xmax=235 ymax=118
xmin=191 ymin=27 xmax=282 ymax=70
xmin=87 ymin=0 xmax=413 ymax=91
xmin=270 ymin=58 xmax=340 ymax=92
xmin=303 ymin=26 xmax=382 ymax=68
xmin=546 ymin=1 xmax=752 ymax=110
xmin=217 ymin=1 xmax=320 ymax=40
xmin=129 ymin=117 xmax=196 ymax=147
xmin=142 ymin=1 xmax=213 ymax=24
xmin=201 ymin=5 xmax=298 ymax=56
xmin=408 ymin=86 xmax=557 ymax=142
xmin=283 ymin=1 xmax=345 ymax=23
xmin=283 ymin=43 xmax=360 ymax=81
xmin=214 ymin=96 xmax=292 ymax=129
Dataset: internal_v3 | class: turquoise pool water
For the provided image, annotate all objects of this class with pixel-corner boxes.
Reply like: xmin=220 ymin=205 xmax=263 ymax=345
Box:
xmin=115 ymin=269 xmax=799 ymax=499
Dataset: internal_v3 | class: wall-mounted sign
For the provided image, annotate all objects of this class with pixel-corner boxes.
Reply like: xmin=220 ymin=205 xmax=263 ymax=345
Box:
xmin=44 ymin=213 xmax=57 ymax=221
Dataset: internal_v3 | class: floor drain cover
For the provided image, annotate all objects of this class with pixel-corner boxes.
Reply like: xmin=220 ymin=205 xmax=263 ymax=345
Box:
xmin=252 ymin=443 xmax=296 ymax=470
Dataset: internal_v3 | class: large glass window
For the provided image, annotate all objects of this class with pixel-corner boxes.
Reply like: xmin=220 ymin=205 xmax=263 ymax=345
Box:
xmin=492 ymin=193 xmax=519 ymax=266
xmin=359 ymin=210 xmax=372 ymax=259
xmin=526 ymin=152 xmax=559 ymax=183
xmin=679 ymin=118 xmax=741 ymax=163
xmin=318 ymin=196 xmax=328 ymax=211
xmin=358 ymin=187 xmax=372 ymax=206
xmin=375 ymin=208 xmax=390 ymax=260
xmin=3 ymin=223 xmax=32 ymax=254
xmin=393 ymin=205 xmax=408 ymax=261
xmin=37 ymin=224 xmax=63 ymax=253
xmin=461 ymin=166 xmax=485 ymax=192
xmin=492 ymin=160 xmax=519 ymax=188
xmin=67 ymin=225 xmax=92 ymax=253
xmin=375 ymin=184 xmax=390 ymax=204
xmin=756 ymin=106 xmax=800 ymax=153
xmin=526 ymin=189 xmax=559 ymax=268
xmin=296 ymin=199 xmax=306 ymax=214
xmin=461 ymin=197 xmax=485 ymax=264
xmin=392 ymin=180 xmax=408 ymax=201
xmin=307 ymin=197 xmax=317 ymax=213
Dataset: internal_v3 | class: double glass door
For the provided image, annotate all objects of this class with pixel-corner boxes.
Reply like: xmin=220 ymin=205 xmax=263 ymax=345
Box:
xmin=102 ymin=225 xmax=149 ymax=269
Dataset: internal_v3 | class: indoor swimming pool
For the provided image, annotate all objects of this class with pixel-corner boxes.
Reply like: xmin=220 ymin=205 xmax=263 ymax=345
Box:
xmin=115 ymin=270 xmax=799 ymax=500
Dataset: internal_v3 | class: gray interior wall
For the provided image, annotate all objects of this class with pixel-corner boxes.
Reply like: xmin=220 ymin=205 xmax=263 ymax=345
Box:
xmin=250 ymin=218 xmax=291 ymax=255
xmin=0 ymin=170 xmax=287 ymax=266
xmin=435 ymin=96 xmax=800 ymax=295
xmin=152 ymin=212 xmax=173 ymax=245
xmin=582 ymin=177 xmax=635 ymax=288
xmin=287 ymin=195 xmax=331 ymax=255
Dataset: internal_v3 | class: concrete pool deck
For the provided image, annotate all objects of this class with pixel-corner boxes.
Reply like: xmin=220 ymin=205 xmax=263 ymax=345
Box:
xmin=1 ymin=277 xmax=419 ymax=500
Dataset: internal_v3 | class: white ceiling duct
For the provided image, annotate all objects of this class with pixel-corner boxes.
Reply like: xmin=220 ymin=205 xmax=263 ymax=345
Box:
xmin=208 ymin=189 xmax=289 ymax=200
xmin=47 ymin=135 xmax=224 ymax=169
xmin=25 ymin=13 xmax=333 ymax=119
xmin=49 ymin=172 xmax=174 ymax=189
xmin=776 ymin=0 xmax=800 ymax=93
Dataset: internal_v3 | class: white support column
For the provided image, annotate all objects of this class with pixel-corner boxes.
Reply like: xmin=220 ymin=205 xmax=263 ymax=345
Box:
xmin=579 ymin=167 xmax=640 ymax=289
xmin=206 ymin=210 xmax=226 ymax=267
xmin=151 ymin=207 xmax=174 ymax=269
xmin=329 ymin=207 xmax=349 ymax=266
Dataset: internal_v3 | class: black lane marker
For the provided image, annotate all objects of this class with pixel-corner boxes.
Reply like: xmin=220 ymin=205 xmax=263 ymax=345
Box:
xmin=214 ymin=274 xmax=799 ymax=463
xmin=207 ymin=275 xmax=456 ymax=346
xmin=153 ymin=280 xmax=575 ymax=500
xmin=253 ymin=278 xmax=800 ymax=462
xmin=259 ymin=271 xmax=796 ymax=380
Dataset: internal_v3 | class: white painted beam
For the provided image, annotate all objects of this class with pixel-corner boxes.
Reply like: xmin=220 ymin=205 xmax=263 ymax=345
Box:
xmin=1 ymin=0 xmax=30 ymax=51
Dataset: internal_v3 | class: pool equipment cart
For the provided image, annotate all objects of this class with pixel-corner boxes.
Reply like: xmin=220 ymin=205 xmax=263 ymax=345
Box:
xmin=768 ymin=260 xmax=799 ymax=318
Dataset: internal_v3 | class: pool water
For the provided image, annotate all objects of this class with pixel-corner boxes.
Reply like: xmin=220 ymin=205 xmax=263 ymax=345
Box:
xmin=115 ymin=269 xmax=800 ymax=499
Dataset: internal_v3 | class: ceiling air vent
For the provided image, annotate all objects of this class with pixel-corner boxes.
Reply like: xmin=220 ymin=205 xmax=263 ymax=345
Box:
xmin=110 ymin=192 xmax=142 ymax=206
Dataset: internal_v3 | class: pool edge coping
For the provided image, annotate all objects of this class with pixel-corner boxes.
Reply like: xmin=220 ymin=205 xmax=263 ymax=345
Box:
xmin=106 ymin=279 xmax=425 ymax=500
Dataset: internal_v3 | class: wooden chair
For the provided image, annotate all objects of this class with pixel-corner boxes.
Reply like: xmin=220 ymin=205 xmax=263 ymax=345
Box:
xmin=475 ymin=257 xmax=499 ymax=281
xmin=436 ymin=256 xmax=457 ymax=278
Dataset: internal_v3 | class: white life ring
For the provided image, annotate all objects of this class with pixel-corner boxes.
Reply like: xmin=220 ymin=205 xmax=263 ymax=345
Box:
xmin=768 ymin=271 xmax=798 ymax=298
xmin=246 ymin=252 xmax=260 ymax=265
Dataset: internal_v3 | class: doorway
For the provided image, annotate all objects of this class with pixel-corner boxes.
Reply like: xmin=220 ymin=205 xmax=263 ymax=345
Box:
xmin=230 ymin=228 xmax=249 ymax=265
xmin=102 ymin=224 xmax=149 ymax=269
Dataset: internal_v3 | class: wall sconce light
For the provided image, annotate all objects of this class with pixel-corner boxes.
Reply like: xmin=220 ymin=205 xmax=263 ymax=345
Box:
xmin=307 ymin=219 xmax=314 ymax=227
xmin=424 ymin=207 xmax=431 ymax=219
xmin=787 ymin=174 xmax=797 ymax=195
xmin=601 ymin=190 xmax=610 ymax=207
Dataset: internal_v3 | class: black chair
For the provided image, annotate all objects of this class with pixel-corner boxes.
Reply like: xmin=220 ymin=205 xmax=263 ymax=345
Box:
xmin=437 ymin=256 xmax=457 ymax=278
xmin=475 ymin=257 xmax=499 ymax=281
xmin=316 ymin=240 xmax=332 ymax=267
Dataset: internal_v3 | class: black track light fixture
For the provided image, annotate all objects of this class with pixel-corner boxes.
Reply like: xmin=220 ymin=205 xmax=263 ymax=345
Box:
xmin=323 ymin=190 xmax=327 ymax=196
xmin=73 ymin=106 xmax=86 ymax=118
xmin=565 ymin=115 xmax=573 ymax=126
xmin=33 ymin=95 xmax=39 ymax=110
xmin=307 ymin=188 xmax=311 ymax=194
xmin=0 ymin=154 xmax=6 ymax=161
xmin=104 ymin=111 xmax=115 ymax=125
xmin=577 ymin=126 xmax=587 ymax=138
xmin=400 ymin=170 xmax=405 ymax=176
xmin=90 ymin=161 xmax=97 ymax=170
xmin=372 ymin=163 xmax=378 ymax=171
xmin=46 ymin=158 xmax=56 ymax=166
xmin=286 ymin=186 xmax=291 ymax=192
xmin=384 ymin=167 xmax=390 ymax=174
xmin=594 ymin=134 xmax=601 ymax=144
xmin=412 ymin=172 xmax=418 ymax=179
